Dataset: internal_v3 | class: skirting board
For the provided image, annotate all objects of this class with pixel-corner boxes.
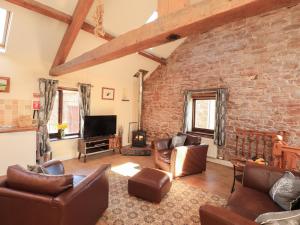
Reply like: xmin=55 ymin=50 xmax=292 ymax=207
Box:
xmin=207 ymin=157 xmax=233 ymax=168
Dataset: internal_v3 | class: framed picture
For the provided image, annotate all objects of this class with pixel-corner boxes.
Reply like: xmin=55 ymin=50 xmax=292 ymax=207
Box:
xmin=102 ymin=87 xmax=115 ymax=100
xmin=0 ymin=77 xmax=10 ymax=93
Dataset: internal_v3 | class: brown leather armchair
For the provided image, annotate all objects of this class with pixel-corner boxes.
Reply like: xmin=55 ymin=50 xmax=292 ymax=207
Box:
xmin=0 ymin=160 xmax=110 ymax=225
xmin=200 ymin=163 xmax=300 ymax=225
xmin=153 ymin=134 xmax=208 ymax=177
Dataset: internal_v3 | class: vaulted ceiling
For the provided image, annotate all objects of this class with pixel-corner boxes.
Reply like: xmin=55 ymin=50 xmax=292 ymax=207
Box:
xmin=36 ymin=0 xmax=195 ymax=59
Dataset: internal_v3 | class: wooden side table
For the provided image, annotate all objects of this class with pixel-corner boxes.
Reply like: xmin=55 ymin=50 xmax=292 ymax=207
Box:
xmin=109 ymin=136 xmax=122 ymax=153
xmin=230 ymin=158 xmax=246 ymax=193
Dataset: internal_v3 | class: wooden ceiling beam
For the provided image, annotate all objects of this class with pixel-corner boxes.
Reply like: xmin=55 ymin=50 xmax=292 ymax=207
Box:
xmin=51 ymin=0 xmax=94 ymax=68
xmin=6 ymin=0 xmax=166 ymax=65
xmin=49 ymin=0 xmax=300 ymax=76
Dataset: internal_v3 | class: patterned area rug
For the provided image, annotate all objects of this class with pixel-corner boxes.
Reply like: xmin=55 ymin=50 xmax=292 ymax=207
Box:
xmin=97 ymin=171 xmax=226 ymax=225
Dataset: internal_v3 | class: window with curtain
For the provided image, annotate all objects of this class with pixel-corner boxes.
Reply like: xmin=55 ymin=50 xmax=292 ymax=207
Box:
xmin=48 ymin=88 xmax=80 ymax=139
xmin=0 ymin=8 xmax=11 ymax=53
xmin=191 ymin=91 xmax=216 ymax=137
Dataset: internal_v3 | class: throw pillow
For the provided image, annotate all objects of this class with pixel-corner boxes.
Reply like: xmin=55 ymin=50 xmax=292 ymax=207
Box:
xmin=27 ymin=164 xmax=49 ymax=174
xmin=269 ymin=171 xmax=300 ymax=210
xmin=255 ymin=209 xmax=300 ymax=225
xmin=170 ymin=135 xmax=187 ymax=148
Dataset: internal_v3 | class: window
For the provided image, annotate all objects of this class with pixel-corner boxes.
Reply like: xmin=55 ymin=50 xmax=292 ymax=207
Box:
xmin=48 ymin=88 xmax=80 ymax=139
xmin=0 ymin=8 xmax=11 ymax=52
xmin=146 ymin=11 xmax=158 ymax=24
xmin=192 ymin=92 xmax=216 ymax=137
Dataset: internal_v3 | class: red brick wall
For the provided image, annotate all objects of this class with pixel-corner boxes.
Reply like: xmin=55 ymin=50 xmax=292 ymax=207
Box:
xmin=142 ymin=5 xmax=300 ymax=158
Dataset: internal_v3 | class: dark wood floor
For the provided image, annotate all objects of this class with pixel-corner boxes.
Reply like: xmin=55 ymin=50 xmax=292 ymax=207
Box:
xmin=64 ymin=152 xmax=233 ymax=199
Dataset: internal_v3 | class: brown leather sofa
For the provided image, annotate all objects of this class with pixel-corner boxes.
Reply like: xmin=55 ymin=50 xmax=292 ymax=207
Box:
xmin=200 ymin=163 xmax=300 ymax=225
xmin=153 ymin=133 xmax=208 ymax=177
xmin=0 ymin=160 xmax=110 ymax=225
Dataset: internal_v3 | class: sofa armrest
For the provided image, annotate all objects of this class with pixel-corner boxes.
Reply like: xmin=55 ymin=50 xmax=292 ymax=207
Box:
xmin=42 ymin=160 xmax=65 ymax=175
xmin=200 ymin=205 xmax=258 ymax=225
xmin=170 ymin=144 xmax=208 ymax=177
xmin=53 ymin=164 xmax=110 ymax=225
xmin=243 ymin=162 xmax=285 ymax=193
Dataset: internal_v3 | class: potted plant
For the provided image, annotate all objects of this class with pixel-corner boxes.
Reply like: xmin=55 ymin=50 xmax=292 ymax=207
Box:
xmin=57 ymin=123 xmax=68 ymax=139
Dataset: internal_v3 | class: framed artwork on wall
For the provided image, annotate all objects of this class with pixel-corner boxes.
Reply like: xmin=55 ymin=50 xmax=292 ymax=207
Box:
xmin=102 ymin=87 xmax=115 ymax=100
xmin=0 ymin=77 xmax=10 ymax=93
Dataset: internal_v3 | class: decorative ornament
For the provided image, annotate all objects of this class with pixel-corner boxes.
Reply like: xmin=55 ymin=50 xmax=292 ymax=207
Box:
xmin=93 ymin=0 xmax=105 ymax=37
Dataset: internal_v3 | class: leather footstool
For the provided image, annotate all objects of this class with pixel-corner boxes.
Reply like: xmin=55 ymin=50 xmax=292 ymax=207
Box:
xmin=128 ymin=168 xmax=172 ymax=203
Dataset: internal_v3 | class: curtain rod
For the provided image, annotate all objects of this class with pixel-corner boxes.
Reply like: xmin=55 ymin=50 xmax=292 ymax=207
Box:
xmin=77 ymin=82 xmax=94 ymax=87
xmin=183 ymin=87 xmax=228 ymax=93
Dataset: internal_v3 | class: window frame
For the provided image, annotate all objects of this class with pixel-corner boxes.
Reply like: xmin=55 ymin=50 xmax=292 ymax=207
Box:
xmin=0 ymin=9 xmax=12 ymax=50
xmin=191 ymin=92 xmax=216 ymax=138
xmin=49 ymin=87 xmax=80 ymax=139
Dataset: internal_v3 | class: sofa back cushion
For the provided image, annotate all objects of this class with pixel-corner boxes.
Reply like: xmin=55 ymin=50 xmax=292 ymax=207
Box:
xmin=243 ymin=163 xmax=300 ymax=194
xmin=6 ymin=165 xmax=73 ymax=196
xmin=177 ymin=132 xmax=201 ymax=146
xmin=185 ymin=134 xmax=201 ymax=146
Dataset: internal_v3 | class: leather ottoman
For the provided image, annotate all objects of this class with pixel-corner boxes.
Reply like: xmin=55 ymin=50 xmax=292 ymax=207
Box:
xmin=128 ymin=168 xmax=172 ymax=203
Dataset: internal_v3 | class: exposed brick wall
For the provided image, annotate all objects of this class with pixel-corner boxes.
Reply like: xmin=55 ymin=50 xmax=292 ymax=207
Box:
xmin=142 ymin=5 xmax=300 ymax=159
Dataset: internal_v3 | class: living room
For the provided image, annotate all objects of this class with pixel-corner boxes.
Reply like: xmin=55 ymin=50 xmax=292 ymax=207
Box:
xmin=0 ymin=0 xmax=300 ymax=225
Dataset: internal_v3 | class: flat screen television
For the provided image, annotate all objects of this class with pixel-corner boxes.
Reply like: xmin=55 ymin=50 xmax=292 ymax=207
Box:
xmin=84 ymin=115 xmax=117 ymax=139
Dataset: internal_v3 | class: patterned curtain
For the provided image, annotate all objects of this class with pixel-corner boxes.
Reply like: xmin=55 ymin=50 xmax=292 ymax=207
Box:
xmin=182 ymin=91 xmax=193 ymax=133
xmin=78 ymin=83 xmax=92 ymax=137
xmin=37 ymin=79 xmax=58 ymax=160
xmin=214 ymin=88 xmax=228 ymax=146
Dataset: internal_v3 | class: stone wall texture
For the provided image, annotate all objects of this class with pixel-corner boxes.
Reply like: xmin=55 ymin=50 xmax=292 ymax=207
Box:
xmin=142 ymin=5 xmax=300 ymax=158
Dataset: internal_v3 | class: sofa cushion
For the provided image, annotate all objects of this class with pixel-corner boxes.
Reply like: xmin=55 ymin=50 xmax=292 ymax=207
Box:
xmin=177 ymin=132 xmax=201 ymax=146
xmin=227 ymin=186 xmax=282 ymax=221
xmin=7 ymin=165 xmax=73 ymax=196
xmin=185 ymin=134 xmax=201 ymax=146
xmin=170 ymin=135 xmax=187 ymax=148
xmin=255 ymin=209 xmax=300 ymax=225
xmin=269 ymin=171 xmax=300 ymax=210
xmin=27 ymin=164 xmax=49 ymax=174
xmin=73 ymin=175 xmax=86 ymax=187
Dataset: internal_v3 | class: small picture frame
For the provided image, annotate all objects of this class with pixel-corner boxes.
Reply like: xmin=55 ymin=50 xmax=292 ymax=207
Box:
xmin=0 ymin=77 xmax=10 ymax=93
xmin=102 ymin=87 xmax=115 ymax=100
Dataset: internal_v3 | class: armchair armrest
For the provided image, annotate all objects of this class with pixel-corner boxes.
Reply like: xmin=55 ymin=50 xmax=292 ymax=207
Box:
xmin=243 ymin=162 xmax=285 ymax=193
xmin=0 ymin=187 xmax=61 ymax=225
xmin=42 ymin=160 xmax=65 ymax=175
xmin=170 ymin=144 xmax=208 ymax=177
xmin=200 ymin=205 xmax=258 ymax=225
xmin=53 ymin=164 xmax=110 ymax=225
xmin=54 ymin=164 xmax=110 ymax=204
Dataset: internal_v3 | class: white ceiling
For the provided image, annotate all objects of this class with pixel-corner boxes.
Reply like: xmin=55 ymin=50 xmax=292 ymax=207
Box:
xmin=36 ymin=0 xmax=203 ymax=59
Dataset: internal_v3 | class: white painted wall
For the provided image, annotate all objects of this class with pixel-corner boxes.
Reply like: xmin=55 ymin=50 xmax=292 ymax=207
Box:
xmin=201 ymin=137 xmax=218 ymax=158
xmin=0 ymin=2 xmax=159 ymax=163
xmin=0 ymin=131 xmax=36 ymax=175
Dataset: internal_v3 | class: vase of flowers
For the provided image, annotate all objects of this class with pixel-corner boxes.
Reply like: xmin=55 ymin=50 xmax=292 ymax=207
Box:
xmin=57 ymin=123 xmax=68 ymax=139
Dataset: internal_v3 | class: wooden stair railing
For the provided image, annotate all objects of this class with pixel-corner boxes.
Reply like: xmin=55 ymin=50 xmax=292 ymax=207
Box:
xmin=234 ymin=129 xmax=287 ymax=164
xmin=273 ymin=136 xmax=300 ymax=171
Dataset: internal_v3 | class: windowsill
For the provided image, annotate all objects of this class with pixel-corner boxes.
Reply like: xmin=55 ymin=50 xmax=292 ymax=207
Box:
xmin=0 ymin=48 xmax=6 ymax=53
xmin=188 ymin=131 xmax=214 ymax=139
xmin=50 ymin=135 xmax=80 ymax=142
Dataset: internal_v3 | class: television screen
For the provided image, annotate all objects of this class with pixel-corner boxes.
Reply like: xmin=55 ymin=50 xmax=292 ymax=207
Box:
xmin=84 ymin=115 xmax=117 ymax=138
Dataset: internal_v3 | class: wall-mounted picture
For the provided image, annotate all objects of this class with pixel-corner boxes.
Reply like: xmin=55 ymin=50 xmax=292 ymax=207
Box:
xmin=102 ymin=87 xmax=115 ymax=100
xmin=0 ymin=77 xmax=10 ymax=93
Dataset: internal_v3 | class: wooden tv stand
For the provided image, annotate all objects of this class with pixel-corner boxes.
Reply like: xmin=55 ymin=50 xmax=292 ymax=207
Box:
xmin=78 ymin=135 xmax=121 ymax=162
